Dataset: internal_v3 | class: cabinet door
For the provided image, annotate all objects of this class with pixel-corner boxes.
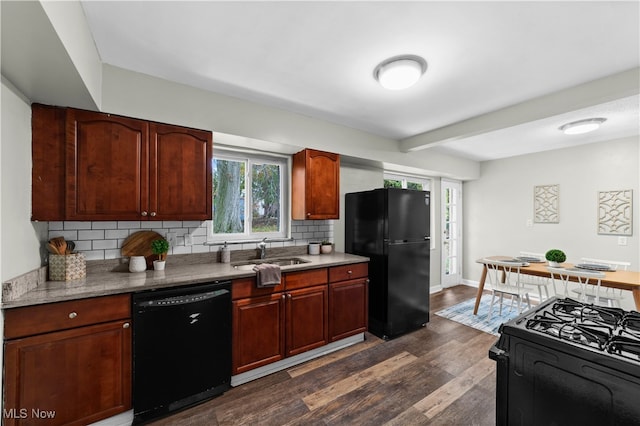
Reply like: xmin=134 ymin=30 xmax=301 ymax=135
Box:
xmin=329 ymin=278 xmax=369 ymax=342
xmin=149 ymin=123 xmax=213 ymax=220
xmin=306 ymin=150 xmax=339 ymax=219
xmin=292 ymin=149 xmax=340 ymax=220
xmin=66 ymin=109 xmax=149 ymax=220
xmin=3 ymin=320 xmax=132 ymax=426
xmin=285 ymin=285 xmax=328 ymax=357
xmin=232 ymin=294 xmax=285 ymax=375
xmin=32 ymin=104 xmax=66 ymax=221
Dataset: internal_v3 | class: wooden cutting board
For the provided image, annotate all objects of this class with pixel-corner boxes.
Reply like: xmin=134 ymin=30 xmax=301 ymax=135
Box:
xmin=121 ymin=231 xmax=165 ymax=270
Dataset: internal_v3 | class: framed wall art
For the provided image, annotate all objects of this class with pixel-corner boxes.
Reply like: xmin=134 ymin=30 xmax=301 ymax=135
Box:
xmin=534 ymin=184 xmax=559 ymax=223
xmin=598 ymin=189 xmax=633 ymax=235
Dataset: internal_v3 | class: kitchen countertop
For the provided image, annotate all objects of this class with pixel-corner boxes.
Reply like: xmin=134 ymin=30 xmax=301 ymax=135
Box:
xmin=2 ymin=252 xmax=369 ymax=309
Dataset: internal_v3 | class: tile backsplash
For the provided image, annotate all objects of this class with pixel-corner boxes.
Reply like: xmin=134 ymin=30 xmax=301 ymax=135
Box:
xmin=48 ymin=220 xmax=334 ymax=261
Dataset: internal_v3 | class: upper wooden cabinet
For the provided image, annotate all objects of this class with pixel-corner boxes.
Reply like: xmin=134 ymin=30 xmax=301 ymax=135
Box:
xmin=66 ymin=109 xmax=150 ymax=221
xmin=292 ymin=149 xmax=340 ymax=220
xmin=32 ymin=104 xmax=213 ymax=221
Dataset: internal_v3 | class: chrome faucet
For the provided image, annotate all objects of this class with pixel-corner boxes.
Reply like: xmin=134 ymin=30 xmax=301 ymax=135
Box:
xmin=258 ymin=238 xmax=268 ymax=259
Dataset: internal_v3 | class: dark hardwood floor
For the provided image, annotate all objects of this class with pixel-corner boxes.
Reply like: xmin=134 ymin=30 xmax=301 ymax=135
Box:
xmin=151 ymin=285 xmax=496 ymax=425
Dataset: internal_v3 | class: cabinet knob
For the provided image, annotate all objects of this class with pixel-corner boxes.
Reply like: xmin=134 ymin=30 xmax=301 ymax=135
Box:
xmin=282 ymin=294 xmax=286 ymax=300
xmin=347 ymin=270 xmax=353 ymax=275
xmin=68 ymin=312 xmax=77 ymax=319
xmin=141 ymin=211 xmax=148 ymax=216
xmin=123 ymin=322 xmax=130 ymax=329
xmin=307 ymin=213 xmax=311 ymax=217
xmin=150 ymin=212 xmax=157 ymax=217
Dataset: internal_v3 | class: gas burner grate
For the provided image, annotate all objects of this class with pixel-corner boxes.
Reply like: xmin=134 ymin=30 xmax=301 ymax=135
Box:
xmin=526 ymin=311 xmax=613 ymax=350
xmin=550 ymin=298 xmax=624 ymax=327
xmin=608 ymin=333 xmax=640 ymax=361
xmin=621 ymin=312 xmax=640 ymax=334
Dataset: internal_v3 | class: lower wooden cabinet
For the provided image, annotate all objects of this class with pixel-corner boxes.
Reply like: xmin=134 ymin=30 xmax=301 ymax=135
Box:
xmin=285 ymin=285 xmax=328 ymax=357
xmin=232 ymin=293 xmax=285 ymax=375
xmin=232 ymin=269 xmax=329 ymax=375
xmin=3 ymin=295 xmax=131 ymax=426
xmin=232 ymin=263 xmax=368 ymax=375
xmin=329 ymin=263 xmax=369 ymax=342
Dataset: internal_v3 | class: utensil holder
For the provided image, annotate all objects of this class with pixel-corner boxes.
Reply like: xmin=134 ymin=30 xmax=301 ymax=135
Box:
xmin=49 ymin=253 xmax=86 ymax=281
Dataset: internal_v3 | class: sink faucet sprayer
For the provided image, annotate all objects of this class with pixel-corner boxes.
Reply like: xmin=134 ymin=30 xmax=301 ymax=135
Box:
xmin=258 ymin=238 xmax=268 ymax=259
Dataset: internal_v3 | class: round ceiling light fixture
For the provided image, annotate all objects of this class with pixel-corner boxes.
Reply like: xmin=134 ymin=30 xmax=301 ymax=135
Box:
xmin=559 ymin=118 xmax=607 ymax=135
xmin=374 ymin=55 xmax=427 ymax=90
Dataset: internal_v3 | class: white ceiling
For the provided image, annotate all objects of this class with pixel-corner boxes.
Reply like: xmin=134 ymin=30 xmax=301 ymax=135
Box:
xmin=61 ymin=2 xmax=640 ymax=160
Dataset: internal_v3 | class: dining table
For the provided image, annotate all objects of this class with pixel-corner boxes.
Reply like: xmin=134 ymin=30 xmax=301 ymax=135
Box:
xmin=474 ymin=256 xmax=640 ymax=314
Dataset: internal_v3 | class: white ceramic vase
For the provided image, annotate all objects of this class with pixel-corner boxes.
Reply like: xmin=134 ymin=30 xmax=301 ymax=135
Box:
xmin=153 ymin=260 xmax=166 ymax=271
xmin=321 ymin=244 xmax=333 ymax=254
xmin=129 ymin=256 xmax=147 ymax=273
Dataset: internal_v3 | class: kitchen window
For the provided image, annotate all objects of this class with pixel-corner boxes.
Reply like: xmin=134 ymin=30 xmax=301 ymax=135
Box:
xmin=383 ymin=173 xmax=431 ymax=191
xmin=211 ymin=150 xmax=289 ymax=241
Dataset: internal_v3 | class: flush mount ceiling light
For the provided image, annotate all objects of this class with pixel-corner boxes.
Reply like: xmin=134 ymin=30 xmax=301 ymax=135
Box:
xmin=559 ymin=118 xmax=607 ymax=135
xmin=374 ymin=55 xmax=427 ymax=90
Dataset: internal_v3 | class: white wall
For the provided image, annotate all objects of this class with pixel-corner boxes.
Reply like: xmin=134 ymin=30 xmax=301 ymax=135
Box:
xmin=464 ymin=137 xmax=639 ymax=306
xmin=1 ymin=79 xmax=47 ymax=282
xmin=100 ymin=65 xmax=480 ymax=181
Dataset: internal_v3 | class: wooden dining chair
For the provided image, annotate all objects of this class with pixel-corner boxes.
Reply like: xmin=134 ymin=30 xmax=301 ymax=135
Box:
xmin=484 ymin=259 xmax=531 ymax=319
xmin=518 ymin=251 xmax=555 ymax=302
xmin=570 ymin=258 xmax=631 ymax=307
xmin=547 ymin=266 xmax=606 ymax=306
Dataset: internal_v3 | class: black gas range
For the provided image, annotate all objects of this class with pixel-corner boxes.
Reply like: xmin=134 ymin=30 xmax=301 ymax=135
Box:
xmin=489 ymin=297 xmax=640 ymax=426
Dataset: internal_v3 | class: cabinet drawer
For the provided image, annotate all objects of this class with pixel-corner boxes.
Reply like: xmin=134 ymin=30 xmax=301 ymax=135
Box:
xmin=232 ymin=277 xmax=284 ymax=300
xmin=4 ymin=294 xmax=131 ymax=339
xmin=329 ymin=263 xmax=368 ymax=282
xmin=285 ymin=268 xmax=328 ymax=290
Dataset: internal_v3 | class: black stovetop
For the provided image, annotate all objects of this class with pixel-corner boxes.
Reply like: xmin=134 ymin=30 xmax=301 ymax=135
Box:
xmin=498 ymin=297 xmax=640 ymax=374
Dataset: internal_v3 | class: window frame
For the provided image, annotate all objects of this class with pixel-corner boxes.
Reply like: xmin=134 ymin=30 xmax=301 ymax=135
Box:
xmin=210 ymin=148 xmax=290 ymax=242
xmin=383 ymin=172 xmax=431 ymax=191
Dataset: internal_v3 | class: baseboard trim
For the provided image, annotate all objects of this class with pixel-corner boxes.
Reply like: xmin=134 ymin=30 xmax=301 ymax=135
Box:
xmin=230 ymin=333 xmax=365 ymax=386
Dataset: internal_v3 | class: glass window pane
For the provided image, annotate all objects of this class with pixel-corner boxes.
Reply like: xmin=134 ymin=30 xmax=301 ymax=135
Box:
xmin=213 ymin=159 xmax=245 ymax=234
xmin=407 ymin=181 xmax=422 ymax=190
xmin=384 ymin=179 xmax=402 ymax=188
xmin=251 ymin=163 xmax=281 ymax=233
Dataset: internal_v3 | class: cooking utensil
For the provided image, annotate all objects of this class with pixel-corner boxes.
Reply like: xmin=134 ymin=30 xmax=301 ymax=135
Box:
xmin=47 ymin=242 xmax=60 ymax=255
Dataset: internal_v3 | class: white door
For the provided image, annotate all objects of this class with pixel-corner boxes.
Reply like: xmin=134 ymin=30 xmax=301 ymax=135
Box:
xmin=441 ymin=179 xmax=462 ymax=287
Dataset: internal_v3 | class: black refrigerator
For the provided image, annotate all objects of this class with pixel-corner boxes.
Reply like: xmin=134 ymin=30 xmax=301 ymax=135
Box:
xmin=345 ymin=188 xmax=430 ymax=340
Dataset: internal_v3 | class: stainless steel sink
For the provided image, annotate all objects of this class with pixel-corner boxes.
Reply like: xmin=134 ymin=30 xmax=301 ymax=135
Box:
xmin=232 ymin=257 xmax=310 ymax=270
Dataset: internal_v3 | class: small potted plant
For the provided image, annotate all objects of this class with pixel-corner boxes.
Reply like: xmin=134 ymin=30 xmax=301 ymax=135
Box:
xmin=151 ymin=238 xmax=170 ymax=270
xmin=545 ymin=249 xmax=566 ymax=267
xmin=321 ymin=240 xmax=333 ymax=254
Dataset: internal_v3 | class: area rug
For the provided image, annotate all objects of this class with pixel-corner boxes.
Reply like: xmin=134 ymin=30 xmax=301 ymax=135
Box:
xmin=435 ymin=294 xmax=523 ymax=336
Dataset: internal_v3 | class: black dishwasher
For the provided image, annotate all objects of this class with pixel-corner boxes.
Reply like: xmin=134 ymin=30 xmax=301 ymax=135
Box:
xmin=132 ymin=280 xmax=231 ymax=424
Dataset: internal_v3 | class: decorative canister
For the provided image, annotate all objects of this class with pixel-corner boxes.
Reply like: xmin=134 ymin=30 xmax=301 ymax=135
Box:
xmin=129 ymin=256 xmax=147 ymax=273
xmin=308 ymin=243 xmax=320 ymax=255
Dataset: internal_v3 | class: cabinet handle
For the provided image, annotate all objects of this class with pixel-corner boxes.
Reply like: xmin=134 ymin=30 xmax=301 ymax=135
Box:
xmin=150 ymin=212 xmax=157 ymax=217
xmin=68 ymin=312 xmax=77 ymax=319
xmin=141 ymin=211 xmax=148 ymax=217
xmin=282 ymin=294 xmax=286 ymax=300
xmin=347 ymin=270 xmax=353 ymax=275
xmin=287 ymin=293 xmax=292 ymax=299
xmin=123 ymin=322 xmax=130 ymax=329
xmin=307 ymin=213 xmax=311 ymax=217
